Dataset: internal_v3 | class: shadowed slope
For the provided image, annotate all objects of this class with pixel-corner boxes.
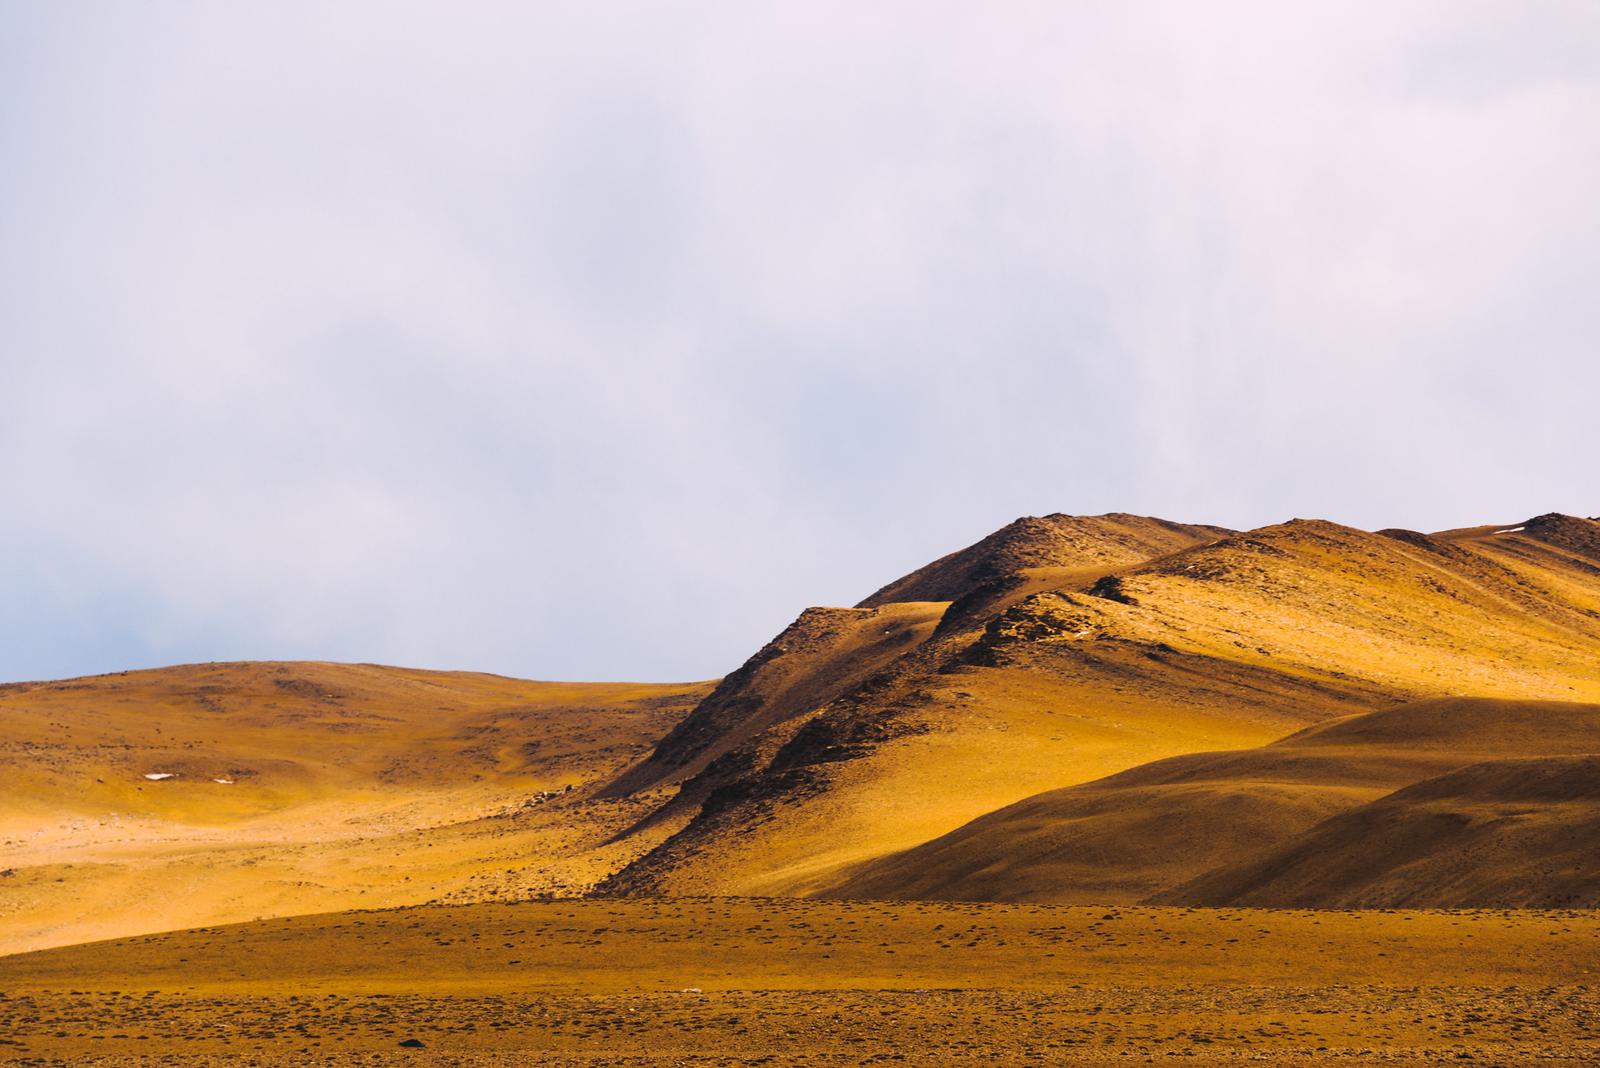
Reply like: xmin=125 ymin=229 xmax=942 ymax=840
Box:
xmin=824 ymin=698 xmax=1600 ymax=904
xmin=601 ymin=602 xmax=946 ymax=796
xmin=1168 ymin=754 xmax=1600 ymax=908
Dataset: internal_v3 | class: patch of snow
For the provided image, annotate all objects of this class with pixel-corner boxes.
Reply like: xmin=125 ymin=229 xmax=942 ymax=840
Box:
xmin=1493 ymin=526 xmax=1527 ymax=534
xmin=143 ymin=772 xmax=176 ymax=781
xmin=212 ymin=778 xmax=234 ymax=785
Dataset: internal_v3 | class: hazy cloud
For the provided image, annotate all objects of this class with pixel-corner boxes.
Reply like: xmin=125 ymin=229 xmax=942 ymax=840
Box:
xmin=3 ymin=2 xmax=1598 ymax=682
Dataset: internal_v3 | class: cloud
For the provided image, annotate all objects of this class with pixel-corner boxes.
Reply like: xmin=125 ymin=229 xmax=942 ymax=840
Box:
xmin=2 ymin=2 xmax=1598 ymax=682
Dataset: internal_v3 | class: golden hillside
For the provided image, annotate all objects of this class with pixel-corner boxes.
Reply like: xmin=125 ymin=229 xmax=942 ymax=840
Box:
xmin=599 ymin=513 xmax=1600 ymax=899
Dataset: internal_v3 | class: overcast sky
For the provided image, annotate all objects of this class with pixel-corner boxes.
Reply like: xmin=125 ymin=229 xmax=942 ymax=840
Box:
xmin=2 ymin=2 xmax=1597 ymax=684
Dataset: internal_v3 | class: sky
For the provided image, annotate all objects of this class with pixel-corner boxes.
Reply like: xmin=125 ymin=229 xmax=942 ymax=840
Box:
xmin=2 ymin=2 xmax=1598 ymax=684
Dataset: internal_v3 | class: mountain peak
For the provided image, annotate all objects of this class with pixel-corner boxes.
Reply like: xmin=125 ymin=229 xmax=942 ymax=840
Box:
xmin=856 ymin=513 xmax=1230 ymax=608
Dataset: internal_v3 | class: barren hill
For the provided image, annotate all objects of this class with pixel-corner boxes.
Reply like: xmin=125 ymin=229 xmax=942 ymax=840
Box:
xmin=599 ymin=513 xmax=1600 ymax=899
xmin=0 ymin=662 xmax=707 ymax=952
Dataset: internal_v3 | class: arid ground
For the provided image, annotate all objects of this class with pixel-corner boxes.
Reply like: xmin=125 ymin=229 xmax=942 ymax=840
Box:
xmin=2 ymin=899 xmax=1597 ymax=1065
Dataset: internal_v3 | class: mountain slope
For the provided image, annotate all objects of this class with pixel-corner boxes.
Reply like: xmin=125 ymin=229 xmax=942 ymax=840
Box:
xmin=600 ymin=514 xmax=1600 ymax=899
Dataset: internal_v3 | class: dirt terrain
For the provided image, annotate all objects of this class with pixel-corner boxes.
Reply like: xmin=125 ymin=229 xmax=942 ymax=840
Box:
xmin=0 ymin=899 xmax=1595 ymax=1065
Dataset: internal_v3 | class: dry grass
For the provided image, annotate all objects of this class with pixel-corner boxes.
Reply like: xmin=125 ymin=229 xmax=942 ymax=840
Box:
xmin=0 ymin=898 xmax=1595 ymax=1065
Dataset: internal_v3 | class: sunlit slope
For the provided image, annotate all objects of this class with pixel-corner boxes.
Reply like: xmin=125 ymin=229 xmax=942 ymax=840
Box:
xmin=825 ymin=698 xmax=1600 ymax=904
xmin=1169 ymin=753 xmax=1600 ymax=908
xmin=0 ymin=662 xmax=708 ymax=953
xmin=1097 ymin=516 xmax=1600 ymax=702
xmin=602 ymin=515 xmax=1600 ymax=899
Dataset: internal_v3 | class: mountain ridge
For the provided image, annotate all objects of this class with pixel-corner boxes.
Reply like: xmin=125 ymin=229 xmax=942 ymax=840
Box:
xmin=598 ymin=511 xmax=1600 ymax=900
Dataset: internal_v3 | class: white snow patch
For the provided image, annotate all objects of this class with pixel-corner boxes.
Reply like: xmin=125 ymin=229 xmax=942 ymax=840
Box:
xmin=1493 ymin=526 xmax=1527 ymax=534
xmin=143 ymin=772 xmax=176 ymax=781
xmin=212 ymin=778 xmax=234 ymax=785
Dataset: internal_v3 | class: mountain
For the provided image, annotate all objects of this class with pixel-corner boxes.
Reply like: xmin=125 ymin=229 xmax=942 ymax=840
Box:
xmin=599 ymin=513 xmax=1600 ymax=899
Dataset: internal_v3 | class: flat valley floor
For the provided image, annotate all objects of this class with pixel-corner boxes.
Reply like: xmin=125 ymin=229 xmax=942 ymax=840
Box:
xmin=0 ymin=899 xmax=1595 ymax=1065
